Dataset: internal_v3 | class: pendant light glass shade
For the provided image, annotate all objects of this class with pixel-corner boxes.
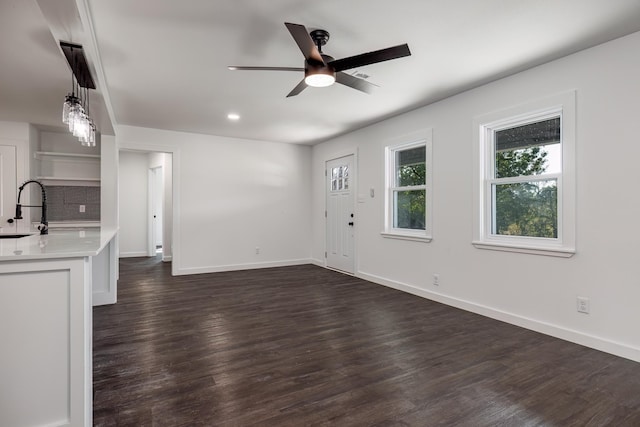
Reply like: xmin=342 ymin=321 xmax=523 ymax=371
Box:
xmin=62 ymin=94 xmax=73 ymax=123
xmin=67 ymin=102 xmax=84 ymax=133
xmin=73 ymin=112 xmax=90 ymax=140
xmin=80 ymin=121 xmax=96 ymax=147
xmin=63 ymin=94 xmax=83 ymax=125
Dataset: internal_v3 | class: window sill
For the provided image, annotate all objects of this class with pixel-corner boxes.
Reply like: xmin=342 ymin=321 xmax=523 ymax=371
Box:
xmin=381 ymin=231 xmax=432 ymax=243
xmin=472 ymin=241 xmax=575 ymax=258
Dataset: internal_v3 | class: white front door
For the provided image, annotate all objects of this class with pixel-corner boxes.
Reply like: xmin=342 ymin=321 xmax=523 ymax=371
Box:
xmin=326 ymin=155 xmax=355 ymax=274
xmin=0 ymin=145 xmax=17 ymax=233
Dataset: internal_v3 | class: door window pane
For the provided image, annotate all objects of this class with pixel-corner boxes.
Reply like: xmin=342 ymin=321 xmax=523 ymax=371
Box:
xmin=331 ymin=165 xmax=350 ymax=192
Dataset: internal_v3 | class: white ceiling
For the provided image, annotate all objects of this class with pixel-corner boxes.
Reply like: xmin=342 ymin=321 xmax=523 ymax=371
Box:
xmin=3 ymin=1 xmax=640 ymax=144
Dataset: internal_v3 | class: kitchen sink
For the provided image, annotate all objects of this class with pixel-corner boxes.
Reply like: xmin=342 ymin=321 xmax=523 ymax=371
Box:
xmin=0 ymin=234 xmax=32 ymax=239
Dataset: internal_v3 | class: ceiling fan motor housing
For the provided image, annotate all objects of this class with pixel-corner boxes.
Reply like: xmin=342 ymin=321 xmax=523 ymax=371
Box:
xmin=305 ymin=54 xmax=336 ymax=87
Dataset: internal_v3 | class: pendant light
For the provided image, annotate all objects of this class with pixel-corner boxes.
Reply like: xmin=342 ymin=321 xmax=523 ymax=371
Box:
xmin=60 ymin=42 xmax=97 ymax=147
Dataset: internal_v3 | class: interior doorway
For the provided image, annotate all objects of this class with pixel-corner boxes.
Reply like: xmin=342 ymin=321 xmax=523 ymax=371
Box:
xmin=118 ymin=150 xmax=173 ymax=262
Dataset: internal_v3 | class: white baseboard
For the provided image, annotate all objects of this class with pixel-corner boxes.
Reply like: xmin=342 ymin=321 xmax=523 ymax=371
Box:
xmin=92 ymin=291 xmax=116 ymax=306
xmin=118 ymin=251 xmax=148 ymax=258
xmin=310 ymin=257 xmax=325 ymax=267
xmin=175 ymin=258 xmax=313 ymax=276
xmin=357 ymin=271 xmax=640 ymax=363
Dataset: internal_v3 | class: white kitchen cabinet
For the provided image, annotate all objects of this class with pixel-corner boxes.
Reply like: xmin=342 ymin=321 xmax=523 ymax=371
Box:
xmin=0 ymin=228 xmax=117 ymax=427
xmin=0 ymin=257 xmax=90 ymax=427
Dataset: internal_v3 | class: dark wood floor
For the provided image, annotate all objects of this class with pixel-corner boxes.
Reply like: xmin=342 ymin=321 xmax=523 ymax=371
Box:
xmin=93 ymin=257 xmax=640 ymax=426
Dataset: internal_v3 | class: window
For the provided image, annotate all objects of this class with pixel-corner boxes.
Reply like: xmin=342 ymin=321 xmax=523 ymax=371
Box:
xmin=473 ymin=92 xmax=576 ymax=256
xmin=383 ymin=130 xmax=433 ymax=242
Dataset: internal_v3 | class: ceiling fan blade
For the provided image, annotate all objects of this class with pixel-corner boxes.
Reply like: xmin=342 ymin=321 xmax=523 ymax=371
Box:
xmin=286 ymin=79 xmax=308 ymax=97
xmin=330 ymin=43 xmax=411 ymax=72
xmin=228 ymin=66 xmax=304 ymax=72
xmin=284 ymin=22 xmax=324 ymax=65
xmin=335 ymin=72 xmax=377 ymax=94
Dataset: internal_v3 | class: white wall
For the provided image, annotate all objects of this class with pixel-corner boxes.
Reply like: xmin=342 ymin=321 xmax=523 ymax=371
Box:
xmin=118 ymin=151 xmax=149 ymax=257
xmin=162 ymin=154 xmax=173 ymax=262
xmin=116 ymin=126 xmax=312 ymax=275
xmin=39 ymin=130 xmax=100 ymax=155
xmin=0 ymin=121 xmax=31 ymax=141
xmin=311 ymin=32 xmax=640 ymax=362
xmin=101 ymin=135 xmax=117 ymax=229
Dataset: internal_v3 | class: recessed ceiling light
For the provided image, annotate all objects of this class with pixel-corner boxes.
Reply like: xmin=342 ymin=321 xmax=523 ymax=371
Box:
xmin=227 ymin=113 xmax=240 ymax=121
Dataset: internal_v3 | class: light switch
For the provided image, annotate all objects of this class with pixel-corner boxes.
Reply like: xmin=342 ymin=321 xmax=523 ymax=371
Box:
xmin=79 ymin=205 xmax=86 ymax=213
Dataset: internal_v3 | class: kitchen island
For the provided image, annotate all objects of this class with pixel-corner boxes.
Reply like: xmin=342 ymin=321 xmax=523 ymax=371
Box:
xmin=0 ymin=228 xmax=117 ymax=427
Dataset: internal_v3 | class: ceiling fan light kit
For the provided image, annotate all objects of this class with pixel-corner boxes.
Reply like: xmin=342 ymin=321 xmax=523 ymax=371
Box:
xmin=305 ymin=73 xmax=335 ymax=87
xmin=305 ymin=63 xmax=336 ymax=87
xmin=229 ymin=22 xmax=411 ymax=97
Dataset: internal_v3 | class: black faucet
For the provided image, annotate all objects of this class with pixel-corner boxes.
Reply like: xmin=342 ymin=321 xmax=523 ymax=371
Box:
xmin=15 ymin=180 xmax=48 ymax=235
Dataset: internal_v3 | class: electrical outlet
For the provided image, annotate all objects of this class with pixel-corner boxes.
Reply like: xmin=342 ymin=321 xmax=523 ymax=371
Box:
xmin=433 ymin=274 xmax=440 ymax=286
xmin=79 ymin=205 xmax=86 ymax=213
xmin=577 ymin=297 xmax=590 ymax=314
xmin=255 ymin=247 xmax=260 ymax=255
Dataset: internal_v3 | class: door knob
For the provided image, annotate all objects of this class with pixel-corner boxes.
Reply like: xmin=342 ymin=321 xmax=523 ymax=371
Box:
xmin=7 ymin=218 xmax=14 ymax=223
xmin=348 ymin=222 xmax=354 ymax=226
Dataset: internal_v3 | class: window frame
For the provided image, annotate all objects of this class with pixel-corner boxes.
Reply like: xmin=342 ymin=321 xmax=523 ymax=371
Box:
xmin=382 ymin=129 xmax=433 ymax=242
xmin=473 ymin=92 xmax=576 ymax=257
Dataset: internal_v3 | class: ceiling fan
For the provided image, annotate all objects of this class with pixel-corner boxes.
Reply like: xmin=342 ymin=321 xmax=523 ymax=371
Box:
xmin=228 ymin=22 xmax=411 ymax=97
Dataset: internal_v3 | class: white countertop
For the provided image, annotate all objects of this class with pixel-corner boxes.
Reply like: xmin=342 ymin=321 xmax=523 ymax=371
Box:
xmin=33 ymin=221 xmax=101 ymax=229
xmin=0 ymin=227 xmax=117 ymax=261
